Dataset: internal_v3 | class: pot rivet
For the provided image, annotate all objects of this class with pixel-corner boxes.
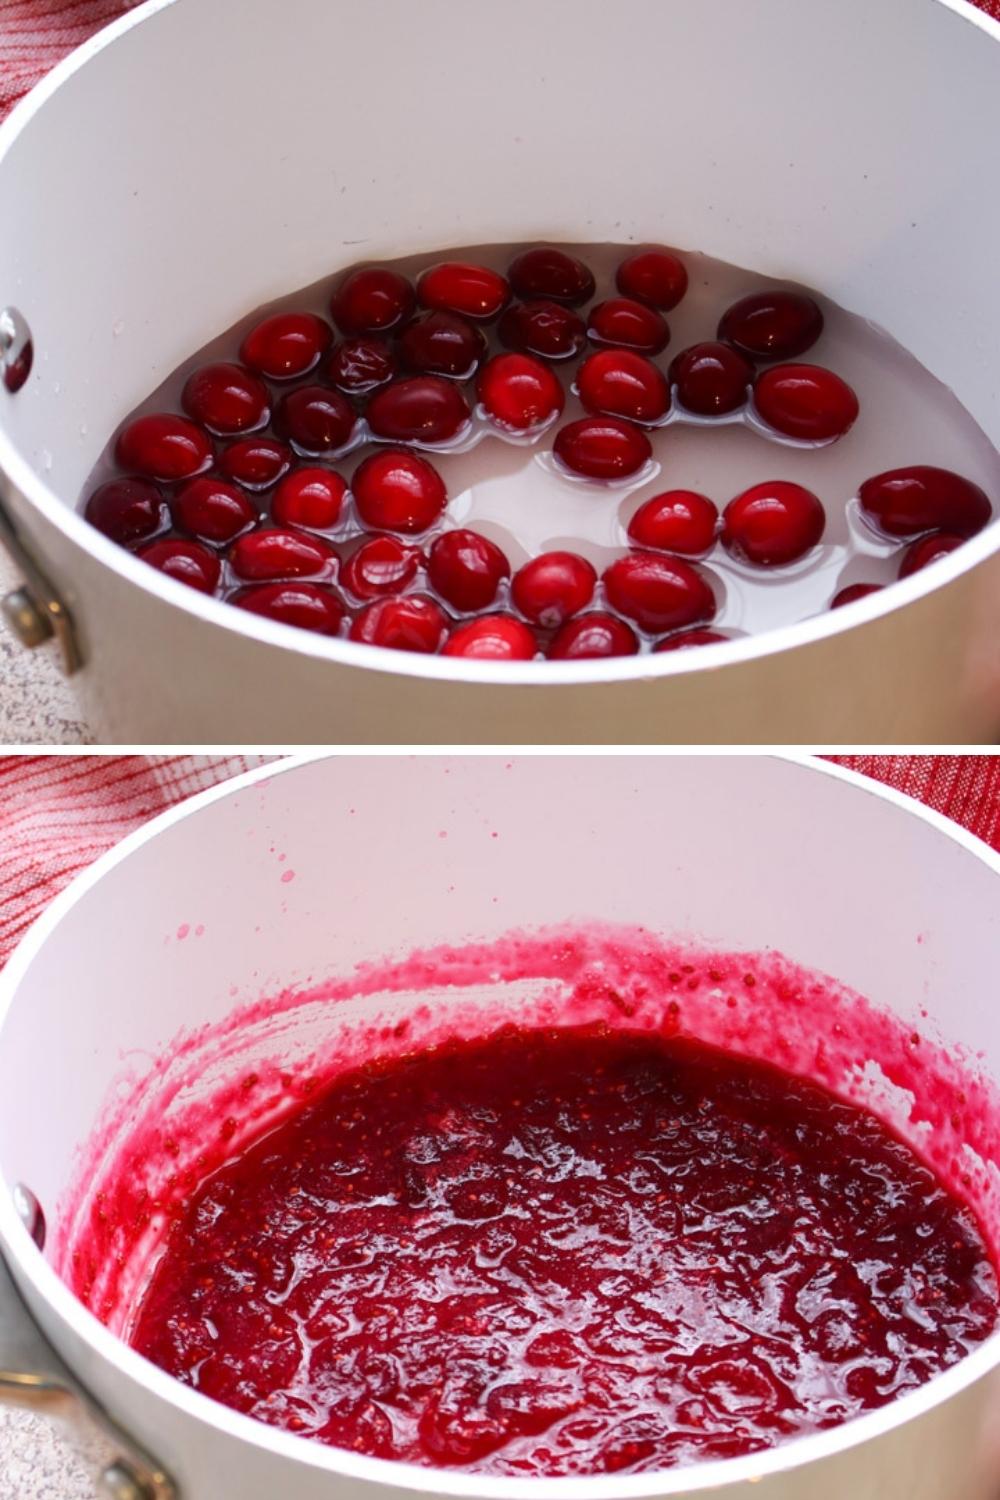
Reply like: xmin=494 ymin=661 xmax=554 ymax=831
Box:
xmin=100 ymin=1461 xmax=155 ymax=1500
xmin=12 ymin=1182 xmax=45 ymax=1249
xmin=1 ymin=586 xmax=54 ymax=649
xmin=0 ymin=307 xmax=33 ymax=394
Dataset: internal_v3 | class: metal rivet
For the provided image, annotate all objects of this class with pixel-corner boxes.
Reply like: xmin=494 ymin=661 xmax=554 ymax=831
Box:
xmin=12 ymin=1183 xmax=45 ymax=1250
xmin=2 ymin=587 xmax=54 ymax=648
xmin=0 ymin=307 xmax=33 ymax=394
xmin=100 ymin=1463 xmax=155 ymax=1500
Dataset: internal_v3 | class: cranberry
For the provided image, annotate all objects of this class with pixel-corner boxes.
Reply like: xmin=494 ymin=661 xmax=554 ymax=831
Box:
xmin=615 ymin=249 xmax=688 ymax=311
xmin=330 ymin=268 xmax=415 ymax=336
xmin=181 ymin=362 xmax=269 ymax=435
xmin=508 ymin=248 xmax=595 ymax=306
xmin=669 ymin=342 xmax=754 ymax=416
xmin=171 ymin=476 xmax=256 ymax=543
xmin=327 ymin=337 xmax=397 ymax=395
xmin=547 ymin=612 xmax=639 ymax=659
xmin=399 ymin=313 xmax=487 ymax=379
xmin=240 ymin=312 xmax=332 ymax=380
xmin=717 ymin=291 xmax=824 ymax=360
xmin=366 ymin=376 xmax=470 ymax=445
xmin=603 ymin=552 xmax=716 ymax=634
xmin=84 ymin=478 xmax=164 ymax=543
xmin=722 ymin=481 xmax=825 ymax=566
xmin=858 ymin=466 xmax=992 ymax=539
xmin=587 ymin=298 xmax=669 ymax=356
xmin=271 ymin=468 xmax=347 ymax=530
xmin=898 ymin=531 xmax=966 ymax=578
xmin=229 ymin=528 xmax=336 ymax=581
xmin=477 ymin=353 xmax=564 ymax=431
xmin=218 ymin=437 xmax=292 ymax=490
xmin=274 ymin=385 xmax=357 ymax=454
xmin=627 ymin=490 xmax=718 ymax=556
xmin=576 ymin=350 xmax=669 ymax=426
xmin=653 ymin=628 xmax=730 ymax=651
xmin=511 ymin=551 xmax=596 ymax=627
xmin=349 ymin=595 xmax=448 ymax=653
xmin=427 ymin=529 xmax=510 ymax=611
xmin=234 ymin=582 xmax=344 ymax=634
xmin=137 ymin=538 xmax=220 ymax=593
xmin=116 ymin=414 xmax=213 ymax=482
xmin=497 ymin=300 xmax=586 ymax=361
xmin=753 ymin=365 xmax=859 ymax=443
xmin=442 ymin=614 xmax=537 ymax=659
xmin=831 ymin=582 xmax=885 ymax=608
xmin=352 ymin=449 xmax=447 ymax=533
xmin=341 ymin=535 xmax=423 ymax=600
xmin=553 ymin=418 xmax=652 ymax=481
xmin=417 ymin=262 xmax=510 ymax=321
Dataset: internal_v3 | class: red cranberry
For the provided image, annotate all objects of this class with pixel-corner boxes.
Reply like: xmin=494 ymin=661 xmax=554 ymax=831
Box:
xmin=718 ymin=291 xmax=824 ymax=360
xmin=553 ymin=418 xmax=652 ymax=481
xmin=427 ymin=529 xmax=510 ymax=611
xmin=171 ymin=476 xmax=256 ymax=543
xmin=330 ymin=268 xmax=415 ymax=336
xmin=240 ymin=312 xmax=332 ymax=380
xmin=753 ymin=365 xmax=859 ymax=443
xmin=508 ymin=248 xmax=595 ymax=306
xmin=349 ymin=595 xmax=448 ymax=653
xmin=229 ymin=527 xmax=335 ymax=581
xmin=511 ymin=551 xmax=596 ymax=627
xmin=327 ymin=337 xmax=397 ymax=395
xmin=271 ymin=467 xmax=347 ymax=530
xmin=547 ymin=612 xmax=639 ymax=659
xmin=898 ymin=531 xmax=966 ymax=578
xmin=669 ymin=342 xmax=754 ymax=415
xmin=615 ymin=249 xmax=688 ymax=311
xmin=858 ymin=466 xmax=992 ymax=539
xmin=587 ymin=298 xmax=669 ymax=356
xmin=341 ymin=535 xmax=423 ymax=600
xmin=399 ymin=313 xmax=487 ymax=379
xmin=603 ymin=552 xmax=716 ymax=634
xmin=352 ymin=449 xmax=447 ymax=533
xmin=366 ymin=376 xmax=470 ymax=445
xmin=116 ymin=414 xmax=212 ymax=481
xmin=235 ymin=582 xmax=344 ymax=634
xmin=477 ymin=353 xmax=564 ymax=431
xmin=627 ymin=490 xmax=718 ymax=556
xmin=653 ymin=628 xmax=730 ymax=651
xmin=417 ymin=262 xmax=510 ymax=321
xmin=576 ymin=350 xmax=669 ymax=426
xmin=442 ymin=614 xmax=537 ymax=659
xmin=137 ymin=538 xmax=220 ymax=593
xmin=181 ymin=362 xmax=269 ymax=435
xmin=85 ymin=478 xmax=164 ymax=543
xmin=274 ymin=385 xmax=357 ymax=454
xmin=497 ymin=300 xmax=586 ymax=361
xmin=722 ymin=480 xmax=825 ymax=565
xmin=831 ymin=582 xmax=885 ymax=608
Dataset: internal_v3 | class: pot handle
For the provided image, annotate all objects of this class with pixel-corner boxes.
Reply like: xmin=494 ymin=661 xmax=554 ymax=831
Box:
xmin=0 ymin=1251 xmax=176 ymax=1499
xmin=0 ymin=486 xmax=83 ymax=676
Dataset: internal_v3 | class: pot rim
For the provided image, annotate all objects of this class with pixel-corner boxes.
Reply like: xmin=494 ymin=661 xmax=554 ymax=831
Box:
xmin=0 ymin=0 xmax=999 ymax=690
xmin=1 ymin=750 xmax=999 ymax=1495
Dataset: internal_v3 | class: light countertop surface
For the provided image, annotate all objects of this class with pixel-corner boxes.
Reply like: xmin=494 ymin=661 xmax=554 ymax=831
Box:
xmin=0 ymin=551 xmax=95 ymax=746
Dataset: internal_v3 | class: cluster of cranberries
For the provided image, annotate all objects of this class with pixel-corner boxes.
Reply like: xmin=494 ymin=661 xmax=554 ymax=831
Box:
xmin=83 ymin=246 xmax=994 ymax=660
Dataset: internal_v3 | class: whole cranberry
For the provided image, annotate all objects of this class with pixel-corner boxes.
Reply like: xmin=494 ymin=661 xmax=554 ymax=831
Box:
xmin=349 ymin=595 xmax=448 ymax=653
xmin=442 ymin=614 xmax=538 ymax=659
xmin=587 ymin=298 xmax=669 ymax=356
xmin=898 ymin=531 xmax=966 ymax=578
xmin=274 ymin=385 xmax=357 ymax=454
xmin=508 ymin=248 xmax=596 ymax=306
xmin=830 ymin=582 xmax=885 ymax=608
xmin=85 ymin=478 xmax=164 ymax=543
xmin=577 ymin=350 xmax=669 ymax=426
xmin=171 ymin=476 xmax=256 ymax=543
xmin=398 ymin=313 xmax=487 ymax=379
xmin=181 ymin=362 xmax=269 ymax=435
xmin=615 ymin=249 xmax=688 ymax=310
xmin=753 ymin=365 xmax=859 ymax=443
xmin=553 ymin=417 xmax=652 ymax=481
xmin=235 ymin=581 xmax=344 ymax=634
xmin=669 ymin=342 xmax=754 ymax=415
xmin=137 ymin=538 xmax=220 ymax=593
xmin=240 ymin=312 xmax=333 ymax=380
xmin=497 ymin=300 xmax=586 ymax=360
xmin=722 ymin=481 xmax=825 ymax=565
xmin=427 ymin=529 xmax=510 ymax=611
xmin=603 ymin=552 xmax=716 ymax=634
xmin=341 ymin=535 xmax=423 ymax=600
xmin=327 ymin=337 xmax=397 ymax=395
xmin=653 ymin=628 xmax=730 ymax=651
xmin=330 ymin=267 xmax=415 ymax=336
xmin=627 ymin=490 xmax=718 ymax=556
xmin=858 ymin=466 xmax=992 ymax=539
xmin=229 ymin=528 xmax=336 ymax=581
xmin=547 ymin=612 xmax=639 ymax=659
xmin=477 ymin=353 xmax=564 ymax=431
xmin=271 ymin=467 xmax=347 ymax=530
xmin=718 ymin=291 xmax=824 ymax=360
xmin=218 ymin=437 xmax=292 ymax=490
xmin=116 ymin=414 xmax=213 ymax=481
xmin=352 ymin=449 xmax=447 ymax=533
xmin=366 ymin=376 xmax=470 ymax=445
xmin=511 ymin=551 xmax=596 ymax=627
xmin=417 ymin=262 xmax=510 ymax=321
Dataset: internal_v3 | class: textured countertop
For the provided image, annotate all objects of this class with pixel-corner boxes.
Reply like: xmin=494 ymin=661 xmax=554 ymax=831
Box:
xmin=0 ymin=552 xmax=95 ymax=746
